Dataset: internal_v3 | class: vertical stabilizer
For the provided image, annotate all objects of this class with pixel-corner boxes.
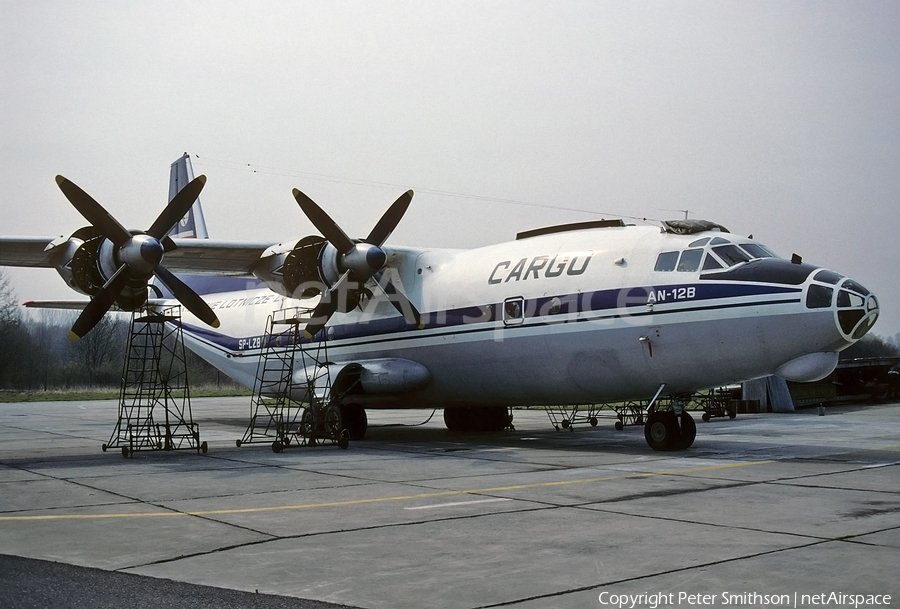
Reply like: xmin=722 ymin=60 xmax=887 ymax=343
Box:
xmin=167 ymin=153 xmax=209 ymax=239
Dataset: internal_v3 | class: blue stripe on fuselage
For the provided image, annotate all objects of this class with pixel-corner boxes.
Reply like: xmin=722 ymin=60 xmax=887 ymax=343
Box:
xmin=177 ymin=282 xmax=802 ymax=353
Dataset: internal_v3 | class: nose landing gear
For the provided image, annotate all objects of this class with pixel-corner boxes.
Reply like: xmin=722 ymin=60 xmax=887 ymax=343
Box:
xmin=644 ymin=410 xmax=696 ymax=451
xmin=643 ymin=390 xmax=696 ymax=451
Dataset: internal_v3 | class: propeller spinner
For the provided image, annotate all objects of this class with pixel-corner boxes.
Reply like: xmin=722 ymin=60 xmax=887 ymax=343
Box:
xmin=56 ymin=174 xmax=220 ymax=341
xmin=292 ymin=188 xmax=421 ymax=339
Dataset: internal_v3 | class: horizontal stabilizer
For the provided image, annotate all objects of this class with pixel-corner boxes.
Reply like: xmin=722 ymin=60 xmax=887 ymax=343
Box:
xmin=23 ymin=300 xmax=89 ymax=311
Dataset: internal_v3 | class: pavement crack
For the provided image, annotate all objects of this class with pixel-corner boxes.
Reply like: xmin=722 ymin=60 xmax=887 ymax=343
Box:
xmin=474 ymin=539 xmax=832 ymax=608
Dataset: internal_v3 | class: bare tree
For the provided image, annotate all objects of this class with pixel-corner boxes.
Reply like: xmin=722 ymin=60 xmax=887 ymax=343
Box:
xmin=25 ymin=309 xmax=78 ymax=390
xmin=0 ymin=271 xmax=24 ymax=386
xmin=71 ymin=313 xmax=127 ymax=387
xmin=0 ymin=270 xmax=19 ymax=331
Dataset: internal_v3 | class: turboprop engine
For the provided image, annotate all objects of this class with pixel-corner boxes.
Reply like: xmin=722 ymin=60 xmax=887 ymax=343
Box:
xmin=254 ymin=189 xmax=422 ymax=340
xmin=49 ymin=226 xmax=156 ymax=311
xmin=254 ymin=235 xmax=329 ymax=299
xmin=47 ymin=175 xmax=220 ymax=340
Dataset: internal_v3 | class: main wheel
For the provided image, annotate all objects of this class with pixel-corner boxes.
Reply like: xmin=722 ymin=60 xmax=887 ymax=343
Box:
xmin=324 ymin=404 xmax=344 ymax=440
xmin=443 ymin=406 xmax=508 ymax=432
xmin=338 ymin=403 xmax=368 ymax=440
xmin=299 ymin=407 xmax=315 ymax=439
xmin=671 ymin=412 xmax=696 ymax=451
xmin=443 ymin=407 xmax=468 ymax=432
xmin=644 ymin=411 xmax=680 ymax=451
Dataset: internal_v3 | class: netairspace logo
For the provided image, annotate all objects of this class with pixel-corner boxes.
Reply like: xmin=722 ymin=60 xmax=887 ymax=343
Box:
xmin=598 ymin=591 xmax=893 ymax=609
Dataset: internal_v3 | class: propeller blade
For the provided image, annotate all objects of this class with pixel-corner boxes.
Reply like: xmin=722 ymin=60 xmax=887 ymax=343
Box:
xmin=366 ymin=190 xmax=413 ymax=245
xmin=302 ymin=271 xmax=358 ymax=339
xmin=303 ymin=291 xmax=338 ymax=340
xmin=374 ymin=272 xmax=422 ymax=327
xmin=292 ymin=188 xmax=355 ymax=254
xmin=69 ymin=267 xmax=131 ymax=341
xmin=153 ymin=265 xmax=220 ymax=328
xmin=147 ymin=175 xmax=207 ymax=239
xmin=56 ymin=176 xmax=132 ymax=246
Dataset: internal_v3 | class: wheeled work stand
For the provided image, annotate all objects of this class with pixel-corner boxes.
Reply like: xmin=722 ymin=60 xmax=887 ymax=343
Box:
xmin=103 ymin=305 xmax=206 ymax=458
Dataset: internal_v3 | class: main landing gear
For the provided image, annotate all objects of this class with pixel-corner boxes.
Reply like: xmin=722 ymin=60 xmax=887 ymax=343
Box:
xmin=443 ymin=406 xmax=514 ymax=433
xmin=643 ymin=389 xmax=696 ymax=451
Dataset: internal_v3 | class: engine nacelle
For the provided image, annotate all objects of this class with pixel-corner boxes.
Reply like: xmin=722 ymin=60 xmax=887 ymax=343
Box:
xmin=46 ymin=228 xmax=97 ymax=296
xmin=48 ymin=227 xmax=149 ymax=310
xmin=254 ymin=236 xmax=329 ymax=298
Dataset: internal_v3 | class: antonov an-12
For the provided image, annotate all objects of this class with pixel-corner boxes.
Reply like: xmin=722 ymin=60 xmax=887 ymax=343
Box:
xmin=0 ymin=154 xmax=880 ymax=451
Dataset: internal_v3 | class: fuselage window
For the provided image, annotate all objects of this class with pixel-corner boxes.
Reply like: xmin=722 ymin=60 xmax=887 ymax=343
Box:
xmin=676 ymin=249 xmax=703 ymax=272
xmin=712 ymin=245 xmax=751 ymax=267
xmin=654 ymin=251 xmax=679 ymax=272
xmin=503 ymin=297 xmax=525 ymax=325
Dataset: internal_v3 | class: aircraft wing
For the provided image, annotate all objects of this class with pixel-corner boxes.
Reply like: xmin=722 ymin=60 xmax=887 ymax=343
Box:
xmin=0 ymin=236 xmax=273 ymax=277
xmin=158 ymin=238 xmax=273 ymax=276
xmin=23 ymin=300 xmax=88 ymax=310
xmin=0 ymin=236 xmax=62 ymax=267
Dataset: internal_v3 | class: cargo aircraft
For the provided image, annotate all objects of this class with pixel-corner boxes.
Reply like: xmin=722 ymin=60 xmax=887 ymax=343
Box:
xmin=0 ymin=154 xmax=880 ymax=451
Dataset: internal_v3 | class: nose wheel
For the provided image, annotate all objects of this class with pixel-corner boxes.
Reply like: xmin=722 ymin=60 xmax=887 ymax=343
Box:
xmin=644 ymin=410 xmax=696 ymax=451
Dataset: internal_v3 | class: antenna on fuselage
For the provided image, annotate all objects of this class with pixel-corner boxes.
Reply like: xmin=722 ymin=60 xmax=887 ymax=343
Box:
xmin=659 ymin=208 xmax=692 ymax=220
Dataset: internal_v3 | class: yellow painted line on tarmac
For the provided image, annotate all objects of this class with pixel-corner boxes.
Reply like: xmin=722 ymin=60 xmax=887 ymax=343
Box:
xmin=0 ymin=460 xmax=772 ymax=522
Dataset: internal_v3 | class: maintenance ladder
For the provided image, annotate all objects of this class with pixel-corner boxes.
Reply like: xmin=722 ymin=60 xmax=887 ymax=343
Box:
xmin=104 ymin=305 xmax=206 ymax=458
xmin=238 ymin=306 xmax=347 ymax=452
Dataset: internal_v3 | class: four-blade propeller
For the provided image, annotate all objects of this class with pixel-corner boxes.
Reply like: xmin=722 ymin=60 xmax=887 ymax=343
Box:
xmin=55 ymin=172 xmax=420 ymax=342
xmin=292 ymin=188 xmax=421 ymax=339
xmin=56 ymin=175 xmax=220 ymax=341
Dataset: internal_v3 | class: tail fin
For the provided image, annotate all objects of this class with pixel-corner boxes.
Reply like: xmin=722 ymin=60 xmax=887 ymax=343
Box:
xmin=167 ymin=153 xmax=209 ymax=239
xmin=156 ymin=153 xmax=262 ymax=298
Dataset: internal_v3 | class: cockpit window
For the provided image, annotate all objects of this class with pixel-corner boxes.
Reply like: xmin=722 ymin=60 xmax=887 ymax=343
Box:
xmin=837 ymin=290 xmax=865 ymax=308
xmin=842 ymin=279 xmax=870 ymax=296
xmin=814 ymin=270 xmax=844 ymax=285
xmin=712 ymin=245 xmax=751 ymax=266
xmin=702 ymin=253 xmax=723 ymax=270
xmin=676 ymin=249 xmax=704 ymax=272
xmin=807 ymin=285 xmax=833 ymax=309
xmin=654 ymin=251 xmax=679 ymax=272
xmin=659 ymin=237 xmax=777 ymax=274
xmin=740 ymin=243 xmax=776 ymax=259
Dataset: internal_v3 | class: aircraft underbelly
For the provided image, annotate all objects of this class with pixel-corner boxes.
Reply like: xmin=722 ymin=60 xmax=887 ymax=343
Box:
xmin=329 ymin=306 xmax=835 ymax=407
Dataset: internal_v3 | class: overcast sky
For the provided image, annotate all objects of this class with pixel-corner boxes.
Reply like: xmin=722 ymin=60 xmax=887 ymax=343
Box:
xmin=2 ymin=1 xmax=898 ymax=339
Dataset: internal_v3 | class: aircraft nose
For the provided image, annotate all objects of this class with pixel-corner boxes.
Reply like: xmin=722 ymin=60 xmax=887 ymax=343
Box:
xmin=836 ymin=278 xmax=879 ymax=340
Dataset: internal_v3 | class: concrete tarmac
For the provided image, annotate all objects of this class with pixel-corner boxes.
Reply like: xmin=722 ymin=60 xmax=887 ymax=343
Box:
xmin=0 ymin=397 xmax=898 ymax=608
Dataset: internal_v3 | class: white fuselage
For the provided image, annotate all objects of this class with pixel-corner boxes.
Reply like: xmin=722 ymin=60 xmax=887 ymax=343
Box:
xmin=169 ymin=224 xmax=877 ymax=409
